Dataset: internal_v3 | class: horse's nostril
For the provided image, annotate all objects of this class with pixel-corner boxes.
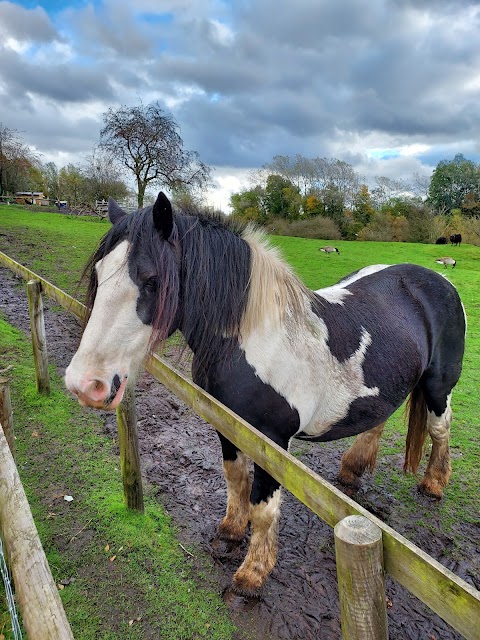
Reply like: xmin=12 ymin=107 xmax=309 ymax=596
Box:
xmin=85 ymin=378 xmax=109 ymax=401
xmin=112 ymin=374 xmax=121 ymax=394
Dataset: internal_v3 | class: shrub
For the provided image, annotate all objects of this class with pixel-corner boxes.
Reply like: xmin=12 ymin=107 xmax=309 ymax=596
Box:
xmin=461 ymin=215 xmax=480 ymax=245
xmin=357 ymin=212 xmax=410 ymax=241
xmin=265 ymin=215 xmax=341 ymax=240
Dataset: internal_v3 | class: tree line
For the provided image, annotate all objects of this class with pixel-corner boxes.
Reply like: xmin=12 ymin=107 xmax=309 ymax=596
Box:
xmin=2 ymin=102 xmax=480 ymax=243
xmin=230 ymin=153 xmax=480 ymax=243
xmin=0 ymin=102 xmax=212 ymax=210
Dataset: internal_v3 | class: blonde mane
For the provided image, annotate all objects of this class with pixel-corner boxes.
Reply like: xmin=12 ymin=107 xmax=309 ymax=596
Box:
xmin=240 ymin=226 xmax=311 ymax=337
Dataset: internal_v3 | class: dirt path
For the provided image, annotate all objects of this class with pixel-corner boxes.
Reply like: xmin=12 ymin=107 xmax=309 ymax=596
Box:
xmin=1 ymin=267 xmax=478 ymax=640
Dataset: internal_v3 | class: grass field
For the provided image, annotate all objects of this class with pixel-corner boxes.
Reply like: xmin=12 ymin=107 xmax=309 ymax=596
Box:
xmin=0 ymin=204 xmax=479 ymax=636
xmin=0 ymin=207 xmax=241 ymax=639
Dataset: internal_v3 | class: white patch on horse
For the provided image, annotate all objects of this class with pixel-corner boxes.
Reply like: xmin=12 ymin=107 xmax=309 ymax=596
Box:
xmin=67 ymin=240 xmax=151 ymax=384
xmin=315 ymin=264 xmax=391 ymax=305
xmin=338 ymin=264 xmax=391 ymax=285
xmin=315 ymin=286 xmax=352 ymax=304
xmin=241 ymin=310 xmax=379 ymax=438
xmin=427 ymin=393 xmax=452 ymax=438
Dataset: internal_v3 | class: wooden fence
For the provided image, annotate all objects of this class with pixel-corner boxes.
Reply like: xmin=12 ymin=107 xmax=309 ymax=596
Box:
xmin=0 ymin=378 xmax=74 ymax=639
xmin=1 ymin=250 xmax=479 ymax=640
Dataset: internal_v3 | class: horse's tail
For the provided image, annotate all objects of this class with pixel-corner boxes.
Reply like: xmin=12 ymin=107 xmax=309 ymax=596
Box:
xmin=403 ymin=385 xmax=428 ymax=475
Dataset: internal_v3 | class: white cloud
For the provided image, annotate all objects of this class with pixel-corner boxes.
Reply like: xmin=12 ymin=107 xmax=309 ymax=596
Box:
xmin=3 ymin=36 xmax=30 ymax=53
xmin=204 ymin=166 xmax=250 ymax=212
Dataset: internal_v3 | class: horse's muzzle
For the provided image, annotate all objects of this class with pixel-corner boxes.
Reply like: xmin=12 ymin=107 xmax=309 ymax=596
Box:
xmin=65 ymin=371 xmax=128 ymax=410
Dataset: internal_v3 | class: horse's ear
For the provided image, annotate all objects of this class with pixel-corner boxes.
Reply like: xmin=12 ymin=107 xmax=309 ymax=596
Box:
xmin=152 ymin=192 xmax=173 ymax=239
xmin=108 ymin=198 xmax=127 ymax=224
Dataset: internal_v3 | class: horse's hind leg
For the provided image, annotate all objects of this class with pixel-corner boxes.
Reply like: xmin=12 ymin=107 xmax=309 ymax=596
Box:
xmin=419 ymin=394 xmax=452 ymax=498
xmin=217 ymin=434 xmax=251 ymax=542
xmin=338 ymin=422 xmax=386 ymax=490
xmin=232 ymin=464 xmax=281 ymax=596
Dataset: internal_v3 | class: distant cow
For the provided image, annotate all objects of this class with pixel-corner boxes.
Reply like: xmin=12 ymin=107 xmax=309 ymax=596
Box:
xmin=435 ymin=236 xmax=448 ymax=244
xmin=450 ymin=233 xmax=462 ymax=246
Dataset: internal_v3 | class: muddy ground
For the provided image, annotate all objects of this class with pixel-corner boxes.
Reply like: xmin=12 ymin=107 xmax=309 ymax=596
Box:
xmin=1 ymin=266 xmax=478 ymax=640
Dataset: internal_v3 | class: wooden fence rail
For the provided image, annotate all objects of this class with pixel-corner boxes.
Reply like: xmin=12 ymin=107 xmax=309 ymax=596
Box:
xmin=1 ymin=250 xmax=479 ymax=640
xmin=0 ymin=418 xmax=74 ymax=639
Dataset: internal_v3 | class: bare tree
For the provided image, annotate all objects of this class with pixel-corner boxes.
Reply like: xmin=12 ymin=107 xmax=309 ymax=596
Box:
xmin=0 ymin=124 xmax=40 ymax=196
xmin=82 ymin=147 xmax=129 ymax=204
xmin=370 ymin=175 xmax=409 ymax=208
xmin=42 ymin=162 xmax=61 ymax=203
xmin=411 ymin=172 xmax=431 ymax=201
xmin=265 ymin=154 xmax=361 ymax=207
xmin=99 ymin=102 xmax=212 ymax=207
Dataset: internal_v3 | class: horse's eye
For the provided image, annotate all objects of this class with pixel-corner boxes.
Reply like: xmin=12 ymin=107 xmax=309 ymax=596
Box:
xmin=143 ymin=278 xmax=157 ymax=292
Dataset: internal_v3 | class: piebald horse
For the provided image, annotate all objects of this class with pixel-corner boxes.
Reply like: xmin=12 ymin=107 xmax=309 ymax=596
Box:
xmin=65 ymin=192 xmax=466 ymax=596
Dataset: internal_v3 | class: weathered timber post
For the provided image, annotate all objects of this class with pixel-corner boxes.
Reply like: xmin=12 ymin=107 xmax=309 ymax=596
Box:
xmin=335 ymin=515 xmax=389 ymax=640
xmin=0 ymin=423 xmax=74 ymax=639
xmin=116 ymin=384 xmax=144 ymax=512
xmin=0 ymin=377 xmax=14 ymax=456
xmin=27 ymin=279 xmax=50 ymax=395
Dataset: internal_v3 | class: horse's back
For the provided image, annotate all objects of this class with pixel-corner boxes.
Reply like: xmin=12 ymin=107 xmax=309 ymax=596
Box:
xmin=324 ymin=263 xmax=465 ymax=361
xmin=310 ymin=263 xmax=465 ymax=434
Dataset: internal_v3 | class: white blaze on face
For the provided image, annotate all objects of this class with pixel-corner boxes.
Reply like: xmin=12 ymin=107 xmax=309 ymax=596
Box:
xmin=65 ymin=240 xmax=152 ymax=409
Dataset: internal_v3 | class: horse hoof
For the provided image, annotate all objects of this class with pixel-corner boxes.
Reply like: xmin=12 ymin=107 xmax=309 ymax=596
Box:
xmin=338 ymin=470 xmax=361 ymax=491
xmin=210 ymin=535 xmax=244 ymax=559
xmin=223 ymin=584 xmax=262 ymax=608
xmin=417 ymin=483 xmax=443 ymax=499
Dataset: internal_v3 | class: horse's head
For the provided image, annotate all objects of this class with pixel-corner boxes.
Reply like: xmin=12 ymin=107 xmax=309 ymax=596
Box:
xmin=65 ymin=192 xmax=180 ymax=410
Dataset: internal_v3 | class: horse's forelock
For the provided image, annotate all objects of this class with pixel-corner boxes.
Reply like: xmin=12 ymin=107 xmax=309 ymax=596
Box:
xmin=149 ymin=234 xmax=181 ymax=349
xmin=81 ymin=215 xmax=131 ymax=329
xmin=129 ymin=209 xmax=181 ymax=349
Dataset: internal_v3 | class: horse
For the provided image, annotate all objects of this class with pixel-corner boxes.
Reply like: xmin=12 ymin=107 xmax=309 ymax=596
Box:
xmin=65 ymin=192 xmax=466 ymax=597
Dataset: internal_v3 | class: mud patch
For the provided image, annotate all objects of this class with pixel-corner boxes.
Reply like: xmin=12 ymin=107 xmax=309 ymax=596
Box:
xmin=1 ymin=267 xmax=477 ymax=640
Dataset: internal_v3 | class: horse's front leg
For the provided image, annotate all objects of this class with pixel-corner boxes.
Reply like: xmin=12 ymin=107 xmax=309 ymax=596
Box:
xmin=217 ymin=433 xmax=251 ymax=543
xmin=232 ymin=464 xmax=281 ymax=596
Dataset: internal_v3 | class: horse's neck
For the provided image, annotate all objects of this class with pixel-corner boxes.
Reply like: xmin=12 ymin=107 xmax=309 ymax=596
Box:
xmin=175 ymin=214 xmax=250 ymax=361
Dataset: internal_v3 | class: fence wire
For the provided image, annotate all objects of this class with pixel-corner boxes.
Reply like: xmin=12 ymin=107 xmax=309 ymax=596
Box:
xmin=0 ymin=536 xmax=23 ymax=640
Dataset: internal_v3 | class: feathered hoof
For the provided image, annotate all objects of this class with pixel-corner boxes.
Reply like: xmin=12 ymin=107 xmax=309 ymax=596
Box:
xmin=210 ymin=535 xmax=244 ymax=559
xmin=417 ymin=481 xmax=443 ymax=499
xmin=231 ymin=566 xmax=268 ymax=599
xmin=222 ymin=585 xmax=262 ymax=611
xmin=337 ymin=469 xmax=362 ymax=491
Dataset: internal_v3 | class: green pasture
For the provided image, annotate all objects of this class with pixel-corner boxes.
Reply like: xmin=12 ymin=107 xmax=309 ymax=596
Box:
xmin=0 ymin=318 xmax=239 ymax=639
xmin=0 ymin=204 xmax=479 ymax=635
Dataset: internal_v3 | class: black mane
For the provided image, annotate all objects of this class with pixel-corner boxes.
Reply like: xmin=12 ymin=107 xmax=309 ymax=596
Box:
xmin=83 ymin=202 xmax=252 ymax=373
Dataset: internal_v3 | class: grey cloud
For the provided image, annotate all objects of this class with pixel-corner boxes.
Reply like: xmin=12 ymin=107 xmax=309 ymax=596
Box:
xmin=2 ymin=0 xmax=480 ymax=190
xmin=0 ymin=48 xmax=115 ymax=102
xmin=0 ymin=1 xmax=60 ymax=43
xmin=63 ymin=3 xmax=154 ymax=59
xmin=176 ymin=94 xmax=334 ymax=168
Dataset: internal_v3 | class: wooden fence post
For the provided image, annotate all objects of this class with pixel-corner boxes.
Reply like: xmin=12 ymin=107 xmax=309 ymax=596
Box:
xmin=0 ymin=377 xmax=14 ymax=456
xmin=116 ymin=384 xmax=144 ymax=512
xmin=27 ymin=279 xmax=50 ymax=395
xmin=0 ymin=422 xmax=74 ymax=639
xmin=335 ymin=515 xmax=389 ymax=640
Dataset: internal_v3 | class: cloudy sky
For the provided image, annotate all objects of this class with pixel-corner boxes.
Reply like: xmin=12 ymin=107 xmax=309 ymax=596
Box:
xmin=1 ymin=0 xmax=480 ymax=210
